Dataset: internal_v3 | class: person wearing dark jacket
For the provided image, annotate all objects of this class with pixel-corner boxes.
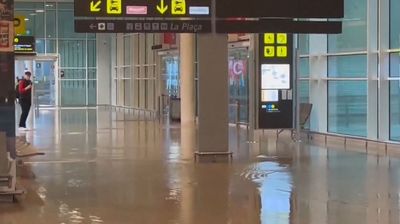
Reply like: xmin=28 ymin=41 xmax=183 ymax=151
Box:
xmin=18 ymin=71 xmax=32 ymax=131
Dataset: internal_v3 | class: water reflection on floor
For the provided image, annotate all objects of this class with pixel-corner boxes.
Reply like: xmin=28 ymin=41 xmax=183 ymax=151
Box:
xmin=1 ymin=108 xmax=400 ymax=224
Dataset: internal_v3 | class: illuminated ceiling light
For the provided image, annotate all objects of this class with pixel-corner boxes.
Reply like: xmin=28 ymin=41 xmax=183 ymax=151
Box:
xmin=29 ymin=13 xmax=37 ymax=16
xmin=35 ymin=9 xmax=45 ymax=13
xmin=24 ymin=18 xmax=29 ymax=21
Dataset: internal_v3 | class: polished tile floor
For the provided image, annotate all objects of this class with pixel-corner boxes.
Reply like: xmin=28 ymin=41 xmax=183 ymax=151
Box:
xmin=1 ymin=108 xmax=400 ymax=224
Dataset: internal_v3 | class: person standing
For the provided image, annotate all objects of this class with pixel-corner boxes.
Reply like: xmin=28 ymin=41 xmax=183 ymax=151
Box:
xmin=18 ymin=71 xmax=32 ymax=131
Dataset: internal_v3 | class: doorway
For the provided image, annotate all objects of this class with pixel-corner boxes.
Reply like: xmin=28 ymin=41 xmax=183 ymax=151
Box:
xmin=15 ymin=55 xmax=59 ymax=108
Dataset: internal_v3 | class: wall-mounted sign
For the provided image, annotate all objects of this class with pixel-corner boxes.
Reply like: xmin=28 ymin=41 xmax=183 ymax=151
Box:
xmin=14 ymin=15 xmax=26 ymax=35
xmin=75 ymin=19 xmax=211 ymax=33
xmin=216 ymin=0 xmax=343 ymax=19
xmin=14 ymin=36 xmax=36 ymax=55
xmin=258 ymin=33 xmax=293 ymax=129
xmin=74 ymin=0 xmax=211 ymax=18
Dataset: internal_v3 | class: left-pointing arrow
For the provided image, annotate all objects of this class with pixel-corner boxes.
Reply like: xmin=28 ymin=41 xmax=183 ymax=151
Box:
xmin=90 ymin=0 xmax=101 ymax=12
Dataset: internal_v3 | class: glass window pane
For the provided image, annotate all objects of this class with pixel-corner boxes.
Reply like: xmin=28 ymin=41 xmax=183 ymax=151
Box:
xmin=88 ymin=69 xmax=97 ymax=79
xmin=59 ymin=40 xmax=86 ymax=67
xmin=57 ymin=3 xmax=74 ymax=10
xmin=123 ymin=36 xmax=131 ymax=65
xmin=88 ymin=40 xmax=96 ymax=68
xmin=61 ymin=69 xmax=86 ymax=79
xmin=46 ymin=10 xmax=56 ymax=38
xmin=58 ymin=11 xmax=86 ymax=38
xmin=328 ymin=0 xmax=367 ymax=52
xmin=328 ymin=81 xmax=367 ymax=137
xmin=16 ymin=10 xmax=45 ymax=38
xmin=390 ymin=53 xmax=400 ymax=77
xmin=36 ymin=39 xmax=45 ymax=54
xmin=298 ymin=34 xmax=309 ymax=55
xmin=299 ymin=80 xmax=309 ymax=103
xmin=328 ymin=55 xmax=367 ymax=78
xmin=61 ymin=80 xmax=86 ymax=106
xmin=88 ymin=80 xmax=97 ymax=105
xmin=390 ymin=81 xmax=400 ymax=140
xmin=46 ymin=40 xmax=56 ymax=53
xmin=300 ymin=58 xmax=309 ymax=78
xmin=390 ymin=0 xmax=400 ymax=48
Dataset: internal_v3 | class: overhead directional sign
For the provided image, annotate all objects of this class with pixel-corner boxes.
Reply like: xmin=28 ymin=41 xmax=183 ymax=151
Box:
xmin=216 ymin=0 xmax=344 ymax=18
xmin=75 ymin=19 xmax=211 ymax=33
xmin=90 ymin=0 xmax=101 ymax=12
xmin=156 ymin=0 xmax=168 ymax=14
xmin=74 ymin=0 xmax=211 ymax=17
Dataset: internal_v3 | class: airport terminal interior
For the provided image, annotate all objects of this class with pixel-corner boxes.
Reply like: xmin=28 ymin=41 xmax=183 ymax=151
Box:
xmin=1 ymin=0 xmax=400 ymax=223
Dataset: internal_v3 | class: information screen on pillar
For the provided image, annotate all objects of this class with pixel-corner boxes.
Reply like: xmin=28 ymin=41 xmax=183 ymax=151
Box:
xmin=216 ymin=0 xmax=343 ymax=18
xmin=258 ymin=33 xmax=293 ymax=129
xmin=261 ymin=64 xmax=290 ymax=90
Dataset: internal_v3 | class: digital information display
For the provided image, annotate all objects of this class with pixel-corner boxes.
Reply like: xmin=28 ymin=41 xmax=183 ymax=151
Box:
xmin=74 ymin=0 xmax=211 ymax=18
xmin=14 ymin=36 xmax=36 ymax=55
xmin=258 ymin=33 xmax=293 ymax=129
xmin=216 ymin=0 xmax=344 ymax=19
xmin=261 ymin=64 xmax=290 ymax=90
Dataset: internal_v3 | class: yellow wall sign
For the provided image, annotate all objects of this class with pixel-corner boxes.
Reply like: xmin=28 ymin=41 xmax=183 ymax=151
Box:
xmin=277 ymin=33 xmax=287 ymax=44
xmin=14 ymin=15 xmax=26 ymax=35
xmin=264 ymin=46 xmax=275 ymax=57
xmin=107 ymin=0 xmax=122 ymax=14
xmin=277 ymin=46 xmax=287 ymax=57
xmin=171 ymin=0 xmax=186 ymax=15
xmin=264 ymin=33 xmax=274 ymax=44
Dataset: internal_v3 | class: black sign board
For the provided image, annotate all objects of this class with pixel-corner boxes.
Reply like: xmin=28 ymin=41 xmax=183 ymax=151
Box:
xmin=258 ymin=33 xmax=293 ymax=129
xmin=216 ymin=0 xmax=343 ymax=19
xmin=217 ymin=20 xmax=342 ymax=34
xmin=74 ymin=0 xmax=211 ymax=18
xmin=75 ymin=19 xmax=211 ymax=33
xmin=14 ymin=36 xmax=36 ymax=55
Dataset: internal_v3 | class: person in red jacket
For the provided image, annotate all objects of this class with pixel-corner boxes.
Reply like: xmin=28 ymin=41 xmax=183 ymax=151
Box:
xmin=18 ymin=71 xmax=32 ymax=131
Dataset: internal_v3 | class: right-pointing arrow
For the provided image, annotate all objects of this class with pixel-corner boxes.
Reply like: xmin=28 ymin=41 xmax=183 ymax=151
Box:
xmin=90 ymin=0 xmax=101 ymax=12
xmin=156 ymin=0 xmax=168 ymax=15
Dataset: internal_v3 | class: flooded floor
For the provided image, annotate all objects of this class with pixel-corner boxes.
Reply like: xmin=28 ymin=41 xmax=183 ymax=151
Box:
xmin=1 ymin=108 xmax=400 ymax=224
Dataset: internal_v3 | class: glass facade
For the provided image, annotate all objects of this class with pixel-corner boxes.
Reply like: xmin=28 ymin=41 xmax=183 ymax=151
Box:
xmin=112 ymin=34 xmax=158 ymax=111
xmin=328 ymin=81 xmax=367 ymax=137
xmin=15 ymin=2 xmax=96 ymax=107
xmin=298 ymin=0 xmax=391 ymax=139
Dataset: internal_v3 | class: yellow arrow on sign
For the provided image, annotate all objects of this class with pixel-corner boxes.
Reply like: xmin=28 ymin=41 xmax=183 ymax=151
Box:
xmin=157 ymin=0 xmax=168 ymax=14
xmin=90 ymin=0 xmax=101 ymax=12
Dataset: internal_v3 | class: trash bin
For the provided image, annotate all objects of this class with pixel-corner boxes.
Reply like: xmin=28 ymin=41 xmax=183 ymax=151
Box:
xmin=169 ymin=96 xmax=181 ymax=121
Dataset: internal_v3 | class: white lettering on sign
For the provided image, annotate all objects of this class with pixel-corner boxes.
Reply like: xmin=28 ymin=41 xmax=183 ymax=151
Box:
xmin=181 ymin=22 xmax=202 ymax=32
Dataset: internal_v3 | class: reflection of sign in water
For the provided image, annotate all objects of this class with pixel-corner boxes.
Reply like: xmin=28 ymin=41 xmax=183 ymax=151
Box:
xmin=261 ymin=64 xmax=290 ymax=89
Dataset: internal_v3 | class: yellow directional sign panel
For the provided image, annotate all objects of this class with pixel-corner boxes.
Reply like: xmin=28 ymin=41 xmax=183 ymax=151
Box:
xmin=277 ymin=46 xmax=287 ymax=57
xmin=90 ymin=0 xmax=101 ymax=12
xmin=156 ymin=0 xmax=168 ymax=14
xmin=264 ymin=46 xmax=275 ymax=57
xmin=171 ymin=0 xmax=186 ymax=15
xmin=277 ymin=33 xmax=287 ymax=44
xmin=264 ymin=33 xmax=274 ymax=44
xmin=14 ymin=15 xmax=26 ymax=35
xmin=107 ymin=0 xmax=121 ymax=14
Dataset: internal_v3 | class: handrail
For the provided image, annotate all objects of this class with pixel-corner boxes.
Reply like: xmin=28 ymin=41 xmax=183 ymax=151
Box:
xmin=305 ymin=130 xmax=400 ymax=149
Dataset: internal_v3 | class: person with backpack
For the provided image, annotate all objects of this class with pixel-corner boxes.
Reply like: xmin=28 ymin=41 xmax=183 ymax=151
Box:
xmin=18 ymin=71 xmax=33 ymax=131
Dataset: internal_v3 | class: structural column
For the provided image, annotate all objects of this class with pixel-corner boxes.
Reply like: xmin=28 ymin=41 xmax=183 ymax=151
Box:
xmin=197 ymin=34 xmax=229 ymax=154
xmin=179 ymin=34 xmax=196 ymax=124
